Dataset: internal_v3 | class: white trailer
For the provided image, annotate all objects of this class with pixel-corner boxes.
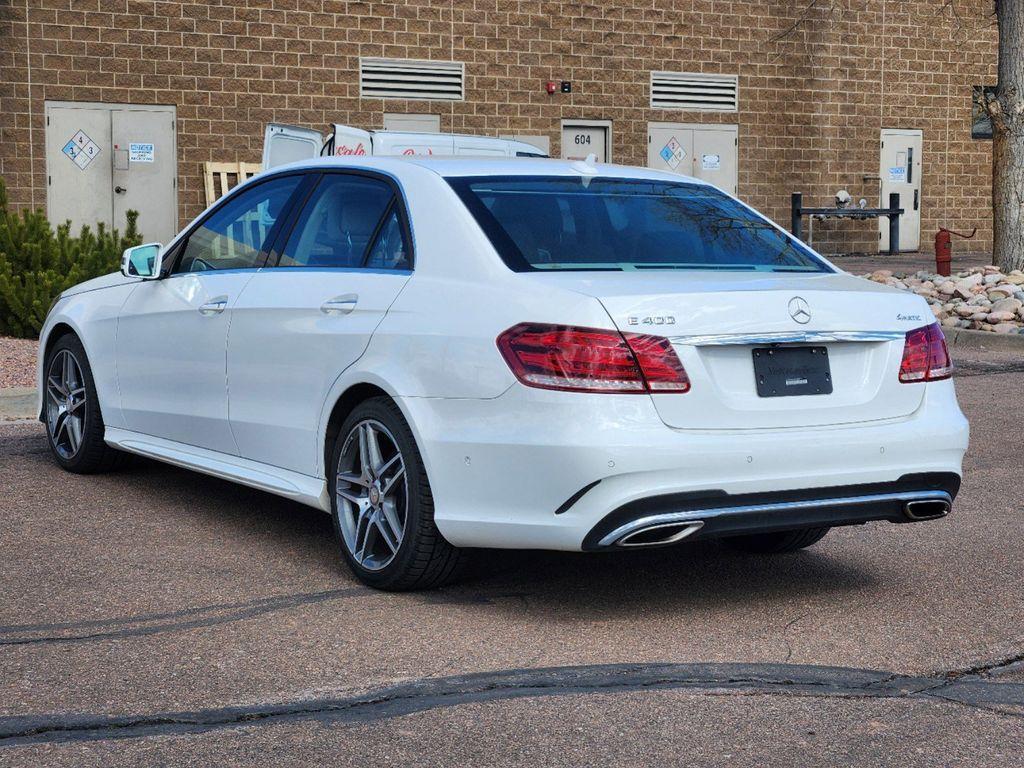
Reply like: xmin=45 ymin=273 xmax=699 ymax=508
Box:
xmin=263 ymin=123 xmax=547 ymax=170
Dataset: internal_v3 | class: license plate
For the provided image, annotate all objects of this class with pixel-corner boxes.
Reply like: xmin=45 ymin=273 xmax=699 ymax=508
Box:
xmin=752 ymin=346 xmax=832 ymax=397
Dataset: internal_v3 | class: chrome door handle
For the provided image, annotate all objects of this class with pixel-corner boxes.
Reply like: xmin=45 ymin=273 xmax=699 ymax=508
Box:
xmin=198 ymin=297 xmax=228 ymax=315
xmin=114 ymin=186 xmax=127 ymax=194
xmin=321 ymin=294 xmax=358 ymax=315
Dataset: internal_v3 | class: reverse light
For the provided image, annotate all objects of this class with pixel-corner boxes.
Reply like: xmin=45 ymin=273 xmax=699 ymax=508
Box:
xmin=497 ymin=323 xmax=691 ymax=394
xmin=899 ymin=322 xmax=953 ymax=383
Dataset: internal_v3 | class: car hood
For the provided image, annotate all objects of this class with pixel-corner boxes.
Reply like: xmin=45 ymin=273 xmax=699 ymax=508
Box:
xmin=61 ymin=271 xmax=134 ymax=298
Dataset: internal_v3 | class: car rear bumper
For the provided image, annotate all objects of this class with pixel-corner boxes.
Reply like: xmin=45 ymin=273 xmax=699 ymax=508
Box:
xmin=581 ymin=472 xmax=959 ymax=550
xmin=399 ymin=378 xmax=969 ymax=552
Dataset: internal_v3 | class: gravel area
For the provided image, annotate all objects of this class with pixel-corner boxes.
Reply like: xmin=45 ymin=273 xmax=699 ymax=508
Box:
xmin=863 ymin=266 xmax=1024 ymax=334
xmin=0 ymin=337 xmax=38 ymax=389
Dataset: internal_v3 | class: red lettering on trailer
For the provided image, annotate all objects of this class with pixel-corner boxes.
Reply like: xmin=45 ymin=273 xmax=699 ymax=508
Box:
xmin=336 ymin=143 xmax=367 ymax=155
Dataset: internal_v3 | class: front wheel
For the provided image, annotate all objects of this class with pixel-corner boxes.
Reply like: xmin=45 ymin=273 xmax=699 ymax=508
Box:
xmin=724 ymin=527 xmax=830 ymax=554
xmin=328 ymin=397 xmax=465 ymax=590
xmin=43 ymin=334 xmax=123 ymax=473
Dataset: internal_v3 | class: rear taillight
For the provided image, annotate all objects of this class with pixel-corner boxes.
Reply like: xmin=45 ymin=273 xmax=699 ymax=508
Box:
xmin=497 ymin=323 xmax=691 ymax=394
xmin=899 ymin=322 xmax=953 ymax=383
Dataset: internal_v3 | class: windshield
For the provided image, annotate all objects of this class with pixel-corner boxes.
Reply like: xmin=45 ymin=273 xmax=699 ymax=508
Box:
xmin=447 ymin=176 xmax=830 ymax=273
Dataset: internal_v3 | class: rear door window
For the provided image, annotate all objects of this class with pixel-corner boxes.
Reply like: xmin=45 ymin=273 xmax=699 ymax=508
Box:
xmin=277 ymin=175 xmax=394 ymax=268
xmin=364 ymin=208 xmax=411 ymax=270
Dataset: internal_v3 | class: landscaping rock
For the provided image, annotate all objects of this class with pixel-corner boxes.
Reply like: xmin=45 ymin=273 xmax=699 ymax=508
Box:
xmin=986 ymin=311 xmax=1016 ymax=323
xmin=991 ymin=297 xmax=1023 ymax=314
xmin=859 ymin=265 xmax=1024 ymax=335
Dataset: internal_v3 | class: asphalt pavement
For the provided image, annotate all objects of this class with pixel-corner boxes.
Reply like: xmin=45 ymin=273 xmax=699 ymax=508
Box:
xmin=0 ymin=346 xmax=1022 ymax=766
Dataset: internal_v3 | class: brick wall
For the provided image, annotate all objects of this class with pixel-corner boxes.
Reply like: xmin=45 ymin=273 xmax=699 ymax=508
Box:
xmin=0 ymin=0 xmax=997 ymax=256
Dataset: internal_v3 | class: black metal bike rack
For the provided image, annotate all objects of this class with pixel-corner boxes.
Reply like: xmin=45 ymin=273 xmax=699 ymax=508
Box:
xmin=790 ymin=192 xmax=904 ymax=255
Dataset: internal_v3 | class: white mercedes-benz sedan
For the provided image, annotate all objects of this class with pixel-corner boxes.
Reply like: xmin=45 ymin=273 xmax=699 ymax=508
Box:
xmin=38 ymin=157 xmax=969 ymax=589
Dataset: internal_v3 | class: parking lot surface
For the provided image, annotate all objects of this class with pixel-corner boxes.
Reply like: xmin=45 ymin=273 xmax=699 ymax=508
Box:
xmin=1 ymin=346 xmax=1022 ymax=766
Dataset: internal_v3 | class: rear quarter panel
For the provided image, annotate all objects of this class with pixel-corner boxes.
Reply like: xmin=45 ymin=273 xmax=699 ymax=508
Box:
xmin=352 ymin=168 xmax=615 ymax=399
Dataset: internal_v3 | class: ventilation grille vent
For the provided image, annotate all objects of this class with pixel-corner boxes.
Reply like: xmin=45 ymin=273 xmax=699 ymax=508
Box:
xmin=650 ymin=72 xmax=738 ymax=112
xmin=359 ymin=58 xmax=464 ymax=101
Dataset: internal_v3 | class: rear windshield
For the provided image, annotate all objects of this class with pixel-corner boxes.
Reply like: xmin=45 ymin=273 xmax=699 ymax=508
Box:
xmin=447 ymin=176 xmax=830 ymax=273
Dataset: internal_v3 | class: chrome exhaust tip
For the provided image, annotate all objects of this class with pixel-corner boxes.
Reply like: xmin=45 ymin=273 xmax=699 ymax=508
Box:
xmin=616 ymin=521 xmax=705 ymax=548
xmin=903 ymin=499 xmax=951 ymax=521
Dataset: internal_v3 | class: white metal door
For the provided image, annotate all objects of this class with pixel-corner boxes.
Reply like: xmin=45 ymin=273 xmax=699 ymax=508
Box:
xmin=647 ymin=123 xmax=738 ymax=194
xmin=561 ymin=122 xmax=609 ymax=162
xmin=692 ymin=127 xmax=738 ymax=195
xmin=45 ymin=104 xmax=112 ymax=232
xmin=111 ymin=107 xmax=177 ymax=243
xmin=647 ymin=124 xmax=693 ymax=176
xmin=879 ymin=129 xmax=922 ymax=252
xmin=46 ymin=102 xmax=177 ymax=242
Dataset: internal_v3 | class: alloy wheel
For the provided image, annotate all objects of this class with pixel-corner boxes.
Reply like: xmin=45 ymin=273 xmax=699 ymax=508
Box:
xmin=335 ymin=419 xmax=408 ymax=571
xmin=45 ymin=349 xmax=87 ymax=459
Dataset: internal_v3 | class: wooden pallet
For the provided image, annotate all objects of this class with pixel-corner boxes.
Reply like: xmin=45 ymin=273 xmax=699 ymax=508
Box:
xmin=203 ymin=161 xmax=261 ymax=206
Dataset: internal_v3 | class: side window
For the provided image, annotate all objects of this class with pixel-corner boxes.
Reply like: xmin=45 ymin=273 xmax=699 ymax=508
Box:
xmin=278 ymin=175 xmax=393 ymax=268
xmin=175 ymin=175 xmax=301 ymax=274
xmin=365 ymin=209 xmax=411 ymax=270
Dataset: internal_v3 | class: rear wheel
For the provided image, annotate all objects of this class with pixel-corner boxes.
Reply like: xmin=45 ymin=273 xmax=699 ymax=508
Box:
xmin=724 ymin=527 xmax=830 ymax=554
xmin=43 ymin=334 xmax=123 ymax=473
xmin=328 ymin=397 xmax=465 ymax=590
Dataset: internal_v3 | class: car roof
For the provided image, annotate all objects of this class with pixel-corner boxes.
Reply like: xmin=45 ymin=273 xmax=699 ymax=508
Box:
xmin=262 ymin=155 xmax=708 ymax=186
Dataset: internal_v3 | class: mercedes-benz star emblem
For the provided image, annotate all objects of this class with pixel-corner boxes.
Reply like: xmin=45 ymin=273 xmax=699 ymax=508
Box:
xmin=788 ymin=296 xmax=811 ymax=324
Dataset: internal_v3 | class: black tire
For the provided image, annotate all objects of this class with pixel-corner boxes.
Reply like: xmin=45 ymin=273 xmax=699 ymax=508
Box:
xmin=724 ymin=527 xmax=830 ymax=554
xmin=43 ymin=333 xmax=124 ymax=474
xmin=328 ymin=396 xmax=466 ymax=590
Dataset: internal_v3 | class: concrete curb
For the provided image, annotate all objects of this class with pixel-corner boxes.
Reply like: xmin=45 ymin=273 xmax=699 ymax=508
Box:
xmin=945 ymin=327 xmax=1024 ymax=352
xmin=0 ymin=387 xmax=37 ymax=421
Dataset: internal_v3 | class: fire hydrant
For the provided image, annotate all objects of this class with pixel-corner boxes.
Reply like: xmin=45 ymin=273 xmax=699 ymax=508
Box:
xmin=934 ymin=227 xmax=977 ymax=277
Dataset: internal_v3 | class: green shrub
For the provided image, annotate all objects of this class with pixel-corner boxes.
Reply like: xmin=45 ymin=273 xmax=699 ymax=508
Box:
xmin=0 ymin=178 xmax=142 ymax=338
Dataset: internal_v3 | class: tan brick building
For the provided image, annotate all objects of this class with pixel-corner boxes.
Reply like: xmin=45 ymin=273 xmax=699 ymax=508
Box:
xmin=0 ymin=0 xmax=997 ymax=256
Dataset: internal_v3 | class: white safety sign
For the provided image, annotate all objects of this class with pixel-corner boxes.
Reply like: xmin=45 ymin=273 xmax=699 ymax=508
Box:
xmin=129 ymin=142 xmax=155 ymax=163
xmin=659 ymin=136 xmax=686 ymax=170
xmin=62 ymin=130 xmax=100 ymax=171
xmin=888 ymin=166 xmax=906 ymax=182
xmin=701 ymin=153 xmax=721 ymax=170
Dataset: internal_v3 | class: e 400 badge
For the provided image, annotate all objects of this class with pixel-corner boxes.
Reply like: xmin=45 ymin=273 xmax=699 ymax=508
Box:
xmin=627 ymin=315 xmax=676 ymax=326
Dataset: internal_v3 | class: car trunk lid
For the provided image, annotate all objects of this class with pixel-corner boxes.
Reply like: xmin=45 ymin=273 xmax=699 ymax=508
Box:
xmin=523 ymin=271 xmax=928 ymax=430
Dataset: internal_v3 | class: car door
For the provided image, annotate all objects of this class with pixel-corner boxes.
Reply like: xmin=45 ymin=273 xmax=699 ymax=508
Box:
xmin=227 ymin=171 xmax=414 ymax=474
xmin=116 ymin=174 xmax=304 ymax=453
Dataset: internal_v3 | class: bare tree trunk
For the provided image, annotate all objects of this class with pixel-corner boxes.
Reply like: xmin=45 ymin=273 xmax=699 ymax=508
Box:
xmin=990 ymin=0 xmax=1024 ymax=272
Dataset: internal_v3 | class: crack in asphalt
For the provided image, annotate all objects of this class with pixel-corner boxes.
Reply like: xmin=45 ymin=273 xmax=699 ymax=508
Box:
xmin=0 ymin=586 xmax=512 ymax=647
xmin=950 ymin=360 xmax=1024 ymax=377
xmin=0 ymin=589 xmax=370 ymax=646
xmin=942 ymin=649 xmax=1024 ymax=679
xmin=0 ymin=662 xmax=1021 ymax=747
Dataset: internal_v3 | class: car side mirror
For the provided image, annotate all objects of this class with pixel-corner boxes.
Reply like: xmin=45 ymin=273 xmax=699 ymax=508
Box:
xmin=121 ymin=243 xmax=164 ymax=279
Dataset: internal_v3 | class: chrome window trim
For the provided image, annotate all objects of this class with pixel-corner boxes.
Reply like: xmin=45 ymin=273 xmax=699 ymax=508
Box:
xmin=669 ymin=330 xmax=906 ymax=347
